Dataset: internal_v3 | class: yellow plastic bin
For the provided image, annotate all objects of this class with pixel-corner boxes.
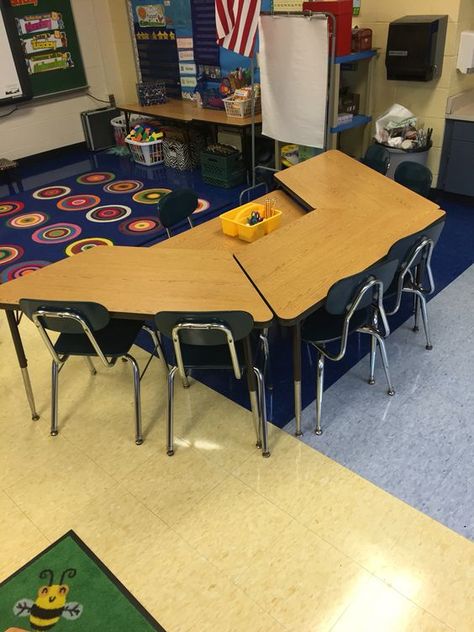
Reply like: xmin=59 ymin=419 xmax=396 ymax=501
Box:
xmin=220 ymin=202 xmax=282 ymax=243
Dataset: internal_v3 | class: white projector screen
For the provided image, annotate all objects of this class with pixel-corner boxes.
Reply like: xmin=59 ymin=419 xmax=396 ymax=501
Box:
xmin=0 ymin=0 xmax=31 ymax=104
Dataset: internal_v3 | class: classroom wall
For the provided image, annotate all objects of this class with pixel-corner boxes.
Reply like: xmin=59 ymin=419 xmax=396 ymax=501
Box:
xmin=355 ymin=0 xmax=474 ymax=185
xmin=0 ymin=0 xmax=137 ymax=159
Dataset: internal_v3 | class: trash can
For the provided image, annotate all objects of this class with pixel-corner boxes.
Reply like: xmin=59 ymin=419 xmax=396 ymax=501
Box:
xmin=379 ymin=142 xmax=432 ymax=179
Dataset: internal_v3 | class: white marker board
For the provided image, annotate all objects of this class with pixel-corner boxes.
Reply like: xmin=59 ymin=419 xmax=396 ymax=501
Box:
xmin=0 ymin=0 xmax=31 ymax=104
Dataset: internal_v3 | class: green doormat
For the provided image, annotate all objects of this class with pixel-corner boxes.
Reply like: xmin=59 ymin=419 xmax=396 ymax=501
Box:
xmin=0 ymin=531 xmax=166 ymax=632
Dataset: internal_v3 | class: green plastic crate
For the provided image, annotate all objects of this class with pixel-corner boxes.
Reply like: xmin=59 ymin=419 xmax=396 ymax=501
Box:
xmin=202 ymin=168 xmax=246 ymax=189
xmin=201 ymin=148 xmax=243 ymax=180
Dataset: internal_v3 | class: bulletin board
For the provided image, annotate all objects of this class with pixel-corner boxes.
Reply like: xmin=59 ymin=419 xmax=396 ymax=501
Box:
xmin=0 ymin=0 xmax=32 ymax=104
xmin=128 ymin=0 xmax=253 ymax=102
xmin=8 ymin=0 xmax=87 ymax=98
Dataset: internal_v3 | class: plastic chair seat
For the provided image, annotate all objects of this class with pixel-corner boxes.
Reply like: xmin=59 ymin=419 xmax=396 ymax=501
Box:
xmin=302 ymin=306 xmax=370 ymax=344
xmin=54 ymin=318 xmax=144 ymax=357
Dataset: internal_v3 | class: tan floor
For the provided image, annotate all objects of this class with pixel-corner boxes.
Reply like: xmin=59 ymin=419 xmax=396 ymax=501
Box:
xmin=0 ymin=315 xmax=472 ymax=632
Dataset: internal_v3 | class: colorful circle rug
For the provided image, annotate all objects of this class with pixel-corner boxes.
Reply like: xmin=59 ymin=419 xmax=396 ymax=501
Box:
xmin=119 ymin=216 xmax=162 ymax=236
xmin=1 ymin=260 xmax=50 ymax=283
xmin=57 ymin=195 xmax=101 ymax=211
xmin=32 ymin=185 xmax=71 ymax=200
xmin=132 ymin=188 xmax=171 ymax=204
xmin=195 ymin=198 xmax=210 ymax=213
xmin=65 ymin=237 xmax=114 ymax=256
xmin=76 ymin=172 xmax=115 ymax=185
xmin=0 ymin=244 xmax=24 ymax=266
xmin=6 ymin=212 xmax=49 ymax=229
xmin=86 ymin=205 xmax=132 ymax=223
xmin=104 ymin=180 xmax=143 ymax=194
xmin=32 ymin=223 xmax=82 ymax=244
xmin=0 ymin=201 xmax=24 ymax=217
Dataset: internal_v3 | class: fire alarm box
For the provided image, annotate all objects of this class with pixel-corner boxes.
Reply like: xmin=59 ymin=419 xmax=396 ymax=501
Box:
xmin=385 ymin=15 xmax=448 ymax=81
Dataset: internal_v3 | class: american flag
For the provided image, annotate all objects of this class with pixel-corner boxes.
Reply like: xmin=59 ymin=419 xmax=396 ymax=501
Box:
xmin=215 ymin=0 xmax=261 ymax=57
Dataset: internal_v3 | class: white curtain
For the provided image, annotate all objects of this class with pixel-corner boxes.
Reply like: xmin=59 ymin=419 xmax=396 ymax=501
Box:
xmin=259 ymin=15 xmax=329 ymax=148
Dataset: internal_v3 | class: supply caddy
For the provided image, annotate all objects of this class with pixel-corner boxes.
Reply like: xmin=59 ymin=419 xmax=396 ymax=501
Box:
xmin=220 ymin=201 xmax=281 ymax=242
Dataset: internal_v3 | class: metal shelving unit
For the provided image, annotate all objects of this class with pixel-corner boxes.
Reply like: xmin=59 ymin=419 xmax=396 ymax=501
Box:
xmin=327 ymin=49 xmax=377 ymax=154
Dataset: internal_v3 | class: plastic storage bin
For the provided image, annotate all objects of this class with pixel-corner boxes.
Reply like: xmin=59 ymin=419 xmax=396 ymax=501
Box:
xmin=125 ymin=138 xmax=164 ymax=166
xmin=223 ymin=96 xmax=261 ymax=118
xmin=111 ymin=114 xmax=153 ymax=145
xmin=303 ymin=1 xmax=353 ymax=57
xmin=220 ymin=202 xmax=282 ymax=242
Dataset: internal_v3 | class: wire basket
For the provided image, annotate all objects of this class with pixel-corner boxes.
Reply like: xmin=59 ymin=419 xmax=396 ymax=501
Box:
xmin=125 ymin=138 xmax=164 ymax=166
xmin=223 ymin=96 xmax=261 ymax=118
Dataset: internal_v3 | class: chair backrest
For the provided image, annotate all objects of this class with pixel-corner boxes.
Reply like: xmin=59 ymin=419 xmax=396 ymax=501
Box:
xmin=361 ymin=144 xmax=391 ymax=175
xmin=157 ymin=189 xmax=198 ymax=229
xmin=19 ymin=299 xmax=110 ymax=334
xmin=387 ymin=218 xmax=445 ymax=273
xmin=155 ymin=311 xmax=254 ymax=380
xmin=394 ymin=161 xmax=433 ymax=197
xmin=154 ymin=311 xmax=254 ymax=346
xmin=325 ymin=258 xmax=399 ymax=316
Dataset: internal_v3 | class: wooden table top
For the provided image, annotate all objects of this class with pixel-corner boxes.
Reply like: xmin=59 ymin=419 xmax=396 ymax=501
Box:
xmin=235 ymin=202 xmax=446 ymax=324
xmin=0 ymin=247 xmax=273 ymax=325
xmin=119 ymin=99 xmax=261 ymax=127
xmin=157 ymin=190 xmax=306 ymax=252
xmin=275 ymin=149 xmax=441 ymax=214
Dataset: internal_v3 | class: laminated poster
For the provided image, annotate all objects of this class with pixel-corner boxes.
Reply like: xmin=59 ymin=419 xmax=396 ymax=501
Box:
xmin=135 ymin=4 xmax=165 ymax=28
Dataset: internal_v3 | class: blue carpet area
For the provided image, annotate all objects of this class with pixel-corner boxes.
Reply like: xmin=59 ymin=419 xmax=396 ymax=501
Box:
xmin=0 ymin=149 xmax=247 ymax=281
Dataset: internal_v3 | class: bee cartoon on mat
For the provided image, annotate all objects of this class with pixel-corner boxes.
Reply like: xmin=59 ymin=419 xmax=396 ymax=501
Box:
xmin=12 ymin=568 xmax=83 ymax=630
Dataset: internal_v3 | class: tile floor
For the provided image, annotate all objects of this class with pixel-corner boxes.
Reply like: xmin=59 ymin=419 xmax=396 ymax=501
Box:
xmin=1 ymin=315 xmax=473 ymax=632
xmin=284 ymin=265 xmax=474 ymax=540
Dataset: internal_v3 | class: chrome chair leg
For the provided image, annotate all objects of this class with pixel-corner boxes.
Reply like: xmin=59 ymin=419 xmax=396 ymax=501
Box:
xmin=413 ymin=295 xmax=420 ymax=332
xmin=187 ymin=217 xmax=193 ymax=229
xmin=315 ymin=351 xmax=324 ymax=435
xmin=368 ymin=310 xmax=378 ymax=385
xmin=143 ymin=325 xmax=169 ymax=373
xmin=253 ymin=367 xmax=270 ymax=457
xmin=418 ymin=293 xmax=433 ymax=350
xmin=167 ymin=366 xmax=178 ymax=455
xmin=370 ymin=333 xmax=395 ymax=396
xmin=84 ymin=356 xmax=97 ymax=375
xmin=51 ymin=360 xmax=59 ymax=436
xmin=368 ymin=335 xmax=376 ymax=385
xmin=124 ymin=354 xmax=143 ymax=445
xmin=249 ymin=389 xmax=262 ymax=448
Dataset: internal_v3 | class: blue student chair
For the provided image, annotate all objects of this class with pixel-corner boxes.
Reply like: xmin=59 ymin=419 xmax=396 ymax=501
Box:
xmin=301 ymin=258 xmax=399 ymax=435
xmin=361 ymin=144 xmax=391 ymax=175
xmin=383 ymin=218 xmax=445 ymax=352
xmin=157 ymin=189 xmax=199 ymax=238
xmin=154 ymin=310 xmax=270 ymax=458
xmin=394 ymin=161 xmax=433 ymax=198
xmin=19 ymin=299 xmax=163 ymax=445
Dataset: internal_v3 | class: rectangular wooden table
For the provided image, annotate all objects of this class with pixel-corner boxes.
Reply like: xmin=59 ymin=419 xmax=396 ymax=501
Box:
xmin=119 ymin=99 xmax=262 ymax=128
xmin=275 ymin=149 xmax=441 ymax=214
xmin=0 ymin=247 xmax=273 ymax=420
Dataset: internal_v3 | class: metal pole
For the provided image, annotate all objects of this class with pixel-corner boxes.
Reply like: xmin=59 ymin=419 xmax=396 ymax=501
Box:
xmin=250 ymin=54 xmax=256 ymax=189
